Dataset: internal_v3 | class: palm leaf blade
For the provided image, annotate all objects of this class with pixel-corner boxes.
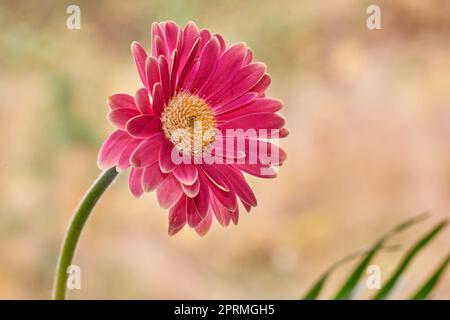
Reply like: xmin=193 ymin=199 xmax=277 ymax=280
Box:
xmin=302 ymin=249 xmax=368 ymax=299
xmin=333 ymin=214 xmax=428 ymax=300
xmin=372 ymin=220 xmax=448 ymax=300
xmin=303 ymin=274 xmax=329 ymax=300
xmin=410 ymin=254 xmax=450 ymax=300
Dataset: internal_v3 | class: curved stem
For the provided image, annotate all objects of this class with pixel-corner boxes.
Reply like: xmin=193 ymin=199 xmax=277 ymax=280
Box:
xmin=52 ymin=167 xmax=119 ymax=300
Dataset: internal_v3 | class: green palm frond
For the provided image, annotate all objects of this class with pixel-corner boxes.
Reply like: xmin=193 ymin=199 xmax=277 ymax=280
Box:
xmin=303 ymin=245 xmax=399 ymax=300
xmin=304 ymin=249 xmax=366 ymax=300
xmin=333 ymin=214 xmax=428 ymax=300
xmin=302 ymin=214 xmax=449 ymax=300
xmin=372 ymin=220 xmax=448 ymax=299
xmin=410 ymin=253 xmax=450 ymax=300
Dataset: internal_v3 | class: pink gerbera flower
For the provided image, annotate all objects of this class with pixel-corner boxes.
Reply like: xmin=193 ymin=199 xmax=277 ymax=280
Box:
xmin=98 ymin=21 xmax=287 ymax=236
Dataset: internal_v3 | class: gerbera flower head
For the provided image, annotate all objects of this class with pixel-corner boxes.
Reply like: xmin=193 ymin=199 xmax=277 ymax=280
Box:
xmin=98 ymin=21 xmax=287 ymax=236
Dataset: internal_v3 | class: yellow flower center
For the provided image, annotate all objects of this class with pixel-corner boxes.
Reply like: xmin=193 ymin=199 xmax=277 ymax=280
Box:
xmin=161 ymin=92 xmax=216 ymax=156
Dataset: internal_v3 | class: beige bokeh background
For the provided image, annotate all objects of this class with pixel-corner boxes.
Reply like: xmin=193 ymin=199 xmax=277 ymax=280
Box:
xmin=0 ymin=0 xmax=449 ymax=299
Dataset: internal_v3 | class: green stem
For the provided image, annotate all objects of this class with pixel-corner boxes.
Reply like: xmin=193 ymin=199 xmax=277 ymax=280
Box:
xmin=52 ymin=167 xmax=119 ymax=300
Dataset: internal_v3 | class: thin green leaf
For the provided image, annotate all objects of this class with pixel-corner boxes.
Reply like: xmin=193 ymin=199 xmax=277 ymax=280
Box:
xmin=333 ymin=213 xmax=429 ymax=300
xmin=384 ymin=213 xmax=430 ymax=237
xmin=303 ymin=273 xmax=329 ymax=300
xmin=372 ymin=220 xmax=448 ymax=300
xmin=410 ymin=253 xmax=450 ymax=300
xmin=303 ymin=245 xmax=400 ymax=300
xmin=303 ymin=250 xmax=364 ymax=300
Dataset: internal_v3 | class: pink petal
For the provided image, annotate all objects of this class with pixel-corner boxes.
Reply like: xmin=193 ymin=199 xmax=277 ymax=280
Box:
xmin=243 ymin=48 xmax=253 ymax=65
xmin=218 ymin=113 xmax=285 ymax=131
xmin=108 ymin=108 xmax=140 ymax=130
xmin=223 ymin=128 xmax=287 ymax=139
xmin=154 ymin=35 xmax=168 ymax=58
xmin=210 ymin=195 xmax=232 ymax=226
xmin=214 ymin=33 xmax=226 ymax=53
xmin=202 ymin=169 xmax=237 ymax=211
xmin=216 ymin=98 xmax=282 ymax=120
xmin=176 ymin=37 xmax=201 ymax=91
xmin=116 ymin=139 xmax=142 ymax=172
xmin=108 ymin=94 xmax=137 ymax=110
xmin=158 ymin=55 xmax=171 ymax=103
xmin=198 ymin=29 xmax=213 ymax=51
xmin=130 ymin=133 xmax=163 ymax=167
xmin=193 ymin=172 xmax=211 ymax=218
xmin=97 ymin=130 xmax=133 ymax=169
xmin=131 ymin=42 xmax=148 ymax=88
xmin=206 ymin=138 xmax=246 ymax=161
xmin=156 ymin=174 xmax=183 ymax=209
xmin=234 ymin=164 xmax=277 ymax=178
xmin=231 ymin=205 xmax=240 ymax=225
xmin=195 ymin=210 xmax=213 ymax=236
xmin=242 ymin=200 xmax=252 ymax=213
xmin=199 ymin=164 xmax=230 ymax=191
xmin=199 ymin=42 xmax=247 ymax=98
xmin=126 ymin=115 xmax=161 ymax=138
xmin=279 ymin=128 xmax=290 ymax=138
xmin=244 ymin=140 xmax=287 ymax=166
xmin=208 ymin=62 xmax=265 ymax=106
xmin=186 ymin=197 xmax=202 ymax=227
xmin=218 ymin=135 xmax=286 ymax=166
xmin=219 ymin=165 xmax=257 ymax=206
xmin=173 ymin=164 xmax=198 ymax=185
xmin=189 ymin=37 xmax=220 ymax=93
xmin=146 ymin=57 xmax=160 ymax=93
xmin=129 ymin=168 xmax=144 ymax=197
xmin=170 ymin=49 xmax=179 ymax=95
xmin=151 ymin=83 xmax=165 ymax=116
xmin=178 ymin=21 xmax=200 ymax=72
xmin=163 ymin=20 xmax=179 ymax=53
xmin=151 ymin=23 xmax=166 ymax=57
xmin=134 ymin=88 xmax=152 ymax=114
xmin=142 ymin=162 xmax=167 ymax=192
xmin=213 ymin=92 xmax=256 ymax=114
xmin=182 ymin=178 xmax=200 ymax=198
xmin=182 ymin=58 xmax=200 ymax=91
xmin=168 ymin=195 xmax=187 ymax=236
xmin=250 ymin=73 xmax=271 ymax=96
xmin=174 ymin=27 xmax=184 ymax=73
xmin=159 ymin=139 xmax=178 ymax=173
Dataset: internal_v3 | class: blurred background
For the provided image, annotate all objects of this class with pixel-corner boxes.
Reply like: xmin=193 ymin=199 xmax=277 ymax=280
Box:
xmin=0 ymin=0 xmax=449 ymax=299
